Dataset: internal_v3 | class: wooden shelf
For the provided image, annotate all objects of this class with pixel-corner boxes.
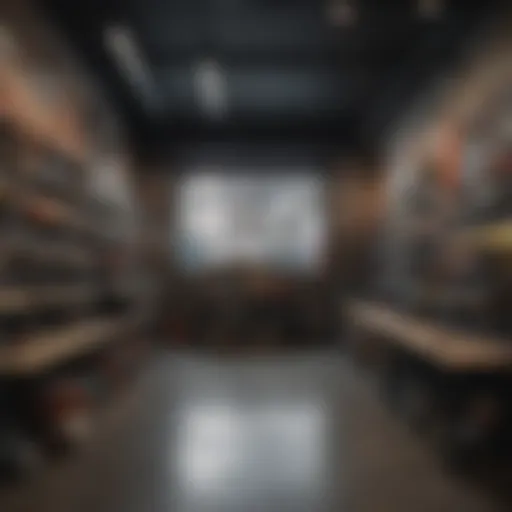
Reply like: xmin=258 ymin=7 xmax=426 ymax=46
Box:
xmin=347 ymin=300 xmax=512 ymax=372
xmin=17 ymin=241 xmax=93 ymax=268
xmin=0 ymin=233 xmax=95 ymax=272
xmin=409 ymin=287 xmax=487 ymax=307
xmin=0 ymin=181 xmax=95 ymax=238
xmin=0 ymin=181 xmax=125 ymax=246
xmin=0 ymin=287 xmax=33 ymax=312
xmin=0 ymin=284 xmax=99 ymax=313
xmin=0 ymin=317 xmax=127 ymax=376
xmin=21 ymin=193 xmax=89 ymax=232
xmin=31 ymin=285 xmax=99 ymax=308
xmin=461 ymin=219 xmax=512 ymax=252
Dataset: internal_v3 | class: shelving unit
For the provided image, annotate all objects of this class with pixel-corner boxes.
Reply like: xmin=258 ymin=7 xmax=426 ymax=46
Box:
xmin=343 ymin=37 xmax=512 ymax=464
xmin=461 ymin=219 xmax=512 ymax=252
xmin=0 ymin=123 xmax=146 ymax=475
xmin=0 ymin=284 xmax=98 ymax=312
xmin=0 ymin=317 xmax=127 ymax=376
xmin=348 ymin=300 xmax=512 ymax=372
xmin=0 ymin=6 xmax=153 ymax=478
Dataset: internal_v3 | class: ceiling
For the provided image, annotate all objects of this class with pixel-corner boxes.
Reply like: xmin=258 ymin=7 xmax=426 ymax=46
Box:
xmin=37 ymin=0 xmax=505 ymax=158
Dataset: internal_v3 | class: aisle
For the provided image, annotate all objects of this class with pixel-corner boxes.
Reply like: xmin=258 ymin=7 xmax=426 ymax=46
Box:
xmin=1 ymin=350 xmax=506 ymax=512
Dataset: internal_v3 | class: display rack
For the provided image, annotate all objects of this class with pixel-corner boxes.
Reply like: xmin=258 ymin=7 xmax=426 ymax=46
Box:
xmin=0 ymin=9 xmax=153 ymax=477
xmin=0 ymin=317 xmax=127 ymax=376
xmin=348 ymin=300 xmax=512 ymax=372
xmin=344 ymin=39 xmax=512 ymax=463
xmin=461 ymin=219 xmax=512 ymax=252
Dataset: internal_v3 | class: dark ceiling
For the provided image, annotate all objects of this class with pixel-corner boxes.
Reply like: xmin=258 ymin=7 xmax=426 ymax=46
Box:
xmin=37 ymin=0 xmax=505 ymax=158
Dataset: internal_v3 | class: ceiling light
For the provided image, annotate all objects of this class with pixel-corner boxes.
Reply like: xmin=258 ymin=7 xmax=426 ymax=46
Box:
xmin=327 ymin=1 xmax=357 ymax=27
xmin=104 ymin=25 xmax=157 ymax=110
xmin=193 ymin=59 xmax=228 ymax=120
xmin=418 ymin=0 xmax=443 ymax=19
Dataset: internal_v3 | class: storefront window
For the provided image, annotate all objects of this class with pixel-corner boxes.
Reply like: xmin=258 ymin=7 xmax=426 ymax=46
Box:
xmin=176 ymin=171 xmax=326 ymax=272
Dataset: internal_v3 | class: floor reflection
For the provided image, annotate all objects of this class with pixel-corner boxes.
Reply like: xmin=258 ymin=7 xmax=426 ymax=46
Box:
xmin=172 ymin=355 xmax=335 ymax=512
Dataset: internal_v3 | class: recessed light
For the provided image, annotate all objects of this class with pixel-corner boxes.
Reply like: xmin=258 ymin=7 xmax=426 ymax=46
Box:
xmin=327 ymin=1 xmax=357 ymax=27
xmin=418 ymin=0 xmax=443 ymax=19
xmin=103 ymin=25 xmax=157 ymax=109
xmin=193 ymin=59 xmax=228 ymax=120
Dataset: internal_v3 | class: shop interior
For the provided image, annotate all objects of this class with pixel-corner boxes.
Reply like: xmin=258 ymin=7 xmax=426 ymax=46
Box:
xmin=1 ymin=0 xmax=512 ymax=511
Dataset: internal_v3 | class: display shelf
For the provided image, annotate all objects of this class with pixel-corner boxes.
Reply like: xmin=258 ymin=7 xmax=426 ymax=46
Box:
xmin=15 ymin=240 xmax=94 ymax=268
xmin=347 ymin=300 xmax=512 ymax=372
xmin=0 ymin=316 xmax=129 ymax=376
xmin=461 ymin=219 xmax=512 ymax=252
xmin=19 ymin=193 xmax=94 ymax=234
xmin=0 ymin=180 xmax=99 ymax=240
xmin=29 ymin=284 xmax=99 ymax=308
xmin=0 ymin=284 xmax=101 ymax=313
xmin=0 ymin=8 xmax=149 ymax=479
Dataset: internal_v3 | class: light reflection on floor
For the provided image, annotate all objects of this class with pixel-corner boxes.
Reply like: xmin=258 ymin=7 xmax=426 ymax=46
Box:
xmin=178 ymin=403 xmax=325 ymax=491
xmin=168 ymin=354 xmax=337 ymax=512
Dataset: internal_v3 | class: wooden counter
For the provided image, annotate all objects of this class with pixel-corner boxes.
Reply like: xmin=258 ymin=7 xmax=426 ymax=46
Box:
xmin=347 ymin=300 xmax=512 ymax=372
xmin=0 ymin=317 xmax=128 ymax=376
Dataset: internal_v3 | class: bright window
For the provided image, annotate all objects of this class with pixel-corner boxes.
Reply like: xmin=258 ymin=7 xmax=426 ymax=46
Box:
xmin=176 ymin=171 xmax=326 ymax=272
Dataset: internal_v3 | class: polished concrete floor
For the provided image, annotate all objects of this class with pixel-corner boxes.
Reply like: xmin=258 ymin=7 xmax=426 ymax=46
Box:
xmin=1 ymin=350 xmax=511 ymax=512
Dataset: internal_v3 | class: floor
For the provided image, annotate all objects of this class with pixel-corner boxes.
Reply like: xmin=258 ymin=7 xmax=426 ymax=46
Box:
xmin=1 ymin=350 xmax=510 ymax=512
